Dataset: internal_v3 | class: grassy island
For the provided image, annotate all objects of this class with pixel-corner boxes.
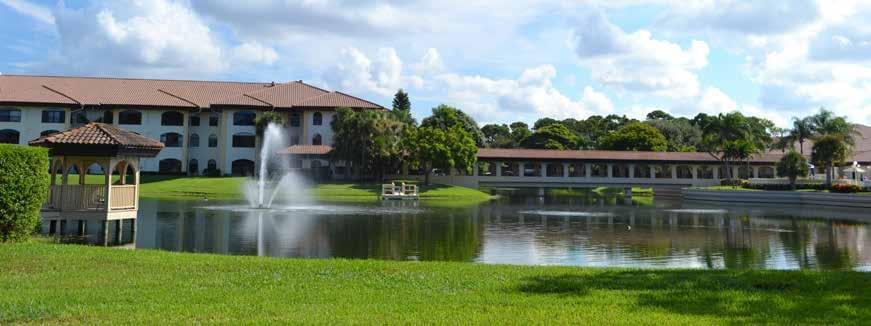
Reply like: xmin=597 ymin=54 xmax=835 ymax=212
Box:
xmin=1 ymin=243 xmax=868 ymax=324
xmin=133 ymin=175 xmax=494 ymax=204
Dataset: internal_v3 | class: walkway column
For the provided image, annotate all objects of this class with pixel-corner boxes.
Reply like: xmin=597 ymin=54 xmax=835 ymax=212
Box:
xmin=752 ymin=166 xmax=759 ymax=179
xmin=519 ymin=162 xmax=526 ymax=177
xmin=607 ymin=164 xmax=614 ymax=178
xmin=671 ymin=165 xmax=677 ymax=179
xmin=563 ymin=163 xmax=570 ymax=178
xmin=732 ymin=166 xmax=740 ymax=179
xmin=585 ymin=163 xmax=592 ymax=178
xmin=629 ymin=164 xmax=635 ymax=178
xmin=691 ymin=165 xmax=698 ymax=179
xmin=713 ymin=165 xmax=719 ymax=179
xmin=496 ymin=161 xmax=502 ymax=177
xmin=541 ymin=162 xmax=548 ymax=177
xmin=473 ymin=162 xmax=479 ymax=176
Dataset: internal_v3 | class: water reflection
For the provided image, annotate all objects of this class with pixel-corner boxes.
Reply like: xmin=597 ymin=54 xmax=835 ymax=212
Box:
xmin=133 ymin=190 xmax=871 ymax=271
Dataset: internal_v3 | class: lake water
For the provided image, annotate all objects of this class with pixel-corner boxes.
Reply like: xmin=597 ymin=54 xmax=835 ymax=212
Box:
xmin=131 ymin=189 xmax=871 ymax=271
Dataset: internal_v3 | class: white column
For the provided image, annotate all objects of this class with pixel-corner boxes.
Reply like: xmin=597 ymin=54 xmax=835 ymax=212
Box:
xmin=629 ymin=164 xmax=635 ymax=178
xmin=563 ymin=163 xmax=570 ymax=178
xmin=519 ymin=162 xmax=526 ymax=177
xmin=541 ymin=163 xmax=548 ymax=177
xmin=713 ymin=165 xmax=719 ymax=179
xmin=671 ymin=165 xmax=677 ymax=179
xmin=691 ymin=165 xmax=698 ymax=179
xmin=585 ymin=163 xmax=592 ymax=178
xmin=607 ymin=164 xmax=613 ymax=178
xmin=752 ymin=166 xmax=759 ymax=179
xmin=496 ymin=161 xmax=502 ymax=177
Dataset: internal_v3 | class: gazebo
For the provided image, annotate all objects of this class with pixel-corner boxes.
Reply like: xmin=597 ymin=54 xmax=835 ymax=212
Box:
xmin=29 ymin=123 xmax=163 ymax=245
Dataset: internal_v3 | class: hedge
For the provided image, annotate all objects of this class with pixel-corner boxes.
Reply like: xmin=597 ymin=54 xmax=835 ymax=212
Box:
xmin=0 ymin=144 xmax=49 ymax=242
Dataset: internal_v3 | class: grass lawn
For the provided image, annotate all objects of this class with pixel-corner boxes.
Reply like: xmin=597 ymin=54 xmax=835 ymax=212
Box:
xmin=131 ymin=175 xmax=493 ymax=204
xmin=1 ymin=243 xmax=868 ymax=324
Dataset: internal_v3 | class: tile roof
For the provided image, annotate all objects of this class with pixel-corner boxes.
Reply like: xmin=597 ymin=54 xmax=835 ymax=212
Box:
xmin=0 ymin=75 xmax=383 ymax=110
xmin=477 ymin=148 xmax=785 ymax=163
xmin=29 ymin=122 xmax=164 ymax=157
xmin=276 ymin=145 xmax=333 ymax=155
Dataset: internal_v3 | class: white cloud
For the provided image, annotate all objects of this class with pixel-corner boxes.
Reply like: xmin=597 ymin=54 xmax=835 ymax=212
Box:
xmin=569 ymin=6 xmax=709 ymax=98
xmin=323 ymin=47 xmax=405 ymax=97
xmin=657 ymin=0 xmax=819 ymax=35
xmin=232 ymin=42 xmax=279 ymax=65
xmin=0 ymin=0 xmax=54 ymax=25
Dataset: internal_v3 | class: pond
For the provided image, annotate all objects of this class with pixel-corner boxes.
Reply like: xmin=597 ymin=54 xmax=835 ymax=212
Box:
xmin=130 ymin=189 xmax=871 ymax=271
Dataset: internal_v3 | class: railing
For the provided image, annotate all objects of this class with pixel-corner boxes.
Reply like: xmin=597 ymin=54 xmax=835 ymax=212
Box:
xmin=110 ymin=185 xmax=137 ymax=210
xmin=382 ymin=184 xmax=419 ymax=197
xmin=56 ymin=185 xmax=106 ymax=210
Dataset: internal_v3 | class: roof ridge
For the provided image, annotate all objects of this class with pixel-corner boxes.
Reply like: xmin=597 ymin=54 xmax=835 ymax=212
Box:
xmin=332 ymin=91 xmax=385 ymax=108
xmin=293 ymin=80 xmax=331 ymax=93
xmin=93 ymin=123 xmax=122 ymax=145
xmin=243 ymin=93 xmax=274 ymax=107
xmin=157 ymin=89 xmax=200 ymax=108
xmin=41 ymin=85 xmax=81 ymax=105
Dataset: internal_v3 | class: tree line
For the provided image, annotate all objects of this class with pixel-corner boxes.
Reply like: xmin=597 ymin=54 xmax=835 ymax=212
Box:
xmin=328 ymin=89 xmax=858 ymax=186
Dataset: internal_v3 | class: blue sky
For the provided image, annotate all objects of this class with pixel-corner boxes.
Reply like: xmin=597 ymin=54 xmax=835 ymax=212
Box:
xmin=1 ymin=0 xmax=869 ymax=126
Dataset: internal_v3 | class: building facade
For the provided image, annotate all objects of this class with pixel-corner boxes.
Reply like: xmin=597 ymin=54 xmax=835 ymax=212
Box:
xmin=0 ymin=75 xmax=383 ymax=176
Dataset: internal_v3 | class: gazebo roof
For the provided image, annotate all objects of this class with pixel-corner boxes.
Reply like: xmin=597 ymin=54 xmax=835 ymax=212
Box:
xmin=29 ymin=123 xmax=164 ymax=157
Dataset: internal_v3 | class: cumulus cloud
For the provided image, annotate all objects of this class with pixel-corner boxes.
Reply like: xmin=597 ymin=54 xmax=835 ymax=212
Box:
xmin=569 ymin=7 xmax=709 ymax=98
xmin=657 ymin=0 xmax=819 ymax=35
xmin=323 ymin=47 xmax=405 ymax=97
xmin=232 ymin=42 xmax=279 ymax=65
xmin=0 ymin=0 xmax=54 ymax=25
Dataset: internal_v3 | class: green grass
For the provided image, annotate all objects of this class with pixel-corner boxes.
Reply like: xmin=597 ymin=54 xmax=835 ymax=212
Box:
xmin=131 ymin=176 xmax=493 ymax=205
xmin=1 ymin=243 xmax=868 ymax=324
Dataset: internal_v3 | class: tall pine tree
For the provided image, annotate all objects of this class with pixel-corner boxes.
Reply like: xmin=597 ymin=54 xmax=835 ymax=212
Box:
xmin=391 ymin=89 xmax=415 ymax=125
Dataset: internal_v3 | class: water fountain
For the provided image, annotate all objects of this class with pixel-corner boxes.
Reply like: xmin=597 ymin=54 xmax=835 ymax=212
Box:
xmin=243 ymin=123 xmax=310 ymax=209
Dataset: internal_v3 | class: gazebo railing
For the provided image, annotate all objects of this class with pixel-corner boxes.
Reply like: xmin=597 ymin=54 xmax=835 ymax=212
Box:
xmin=110 ymin=185 xmax=137 ymax=210
xmin=43 ymin=184 xmax=138 ymax=211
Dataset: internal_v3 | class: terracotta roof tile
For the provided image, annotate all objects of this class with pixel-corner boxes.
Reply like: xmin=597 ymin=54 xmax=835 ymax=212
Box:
xmin=477 ymin=148 xmax=785 ymax=164
xmin=295 ymin=91 xmax=384 ymax=109
xmin=0 ymin=75 xmax=383 ymax=110
xmin=277 ymin=145 xmax=332 ymax=155
xmin=29 ymin=122 xmax=164 ymax=156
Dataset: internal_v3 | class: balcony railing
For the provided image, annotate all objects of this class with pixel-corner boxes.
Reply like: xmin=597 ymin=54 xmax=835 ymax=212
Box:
xmin=42 ymin=184 xmax=138 ymax=211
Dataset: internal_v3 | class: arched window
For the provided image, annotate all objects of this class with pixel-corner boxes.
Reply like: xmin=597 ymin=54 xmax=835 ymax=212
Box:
xmin=160 ymin=132 xmax=183 ymax=147
xmin=41 ymin=109 xmax=65 ymax=123
xmin=161 ymin=111 xmax=184 ymax=126
xmin=232 ymin=132 xmax=256 ymax=148
xmin=207 ymin=159 xmax=217 ymax=170
xmin=189 ymin=133 xmax=200 ymax=147
xmin=118 ymin=110 xmax=142 ymax=125
xmin=209 ymin=112 xmax=220 ymax=126
xmin=231 ymin=159 xmax=255 ymax=176
xmin=312 ymin=133 xmax=322 ymax=146
xmin=289 ymin=112 xmax=301 ymax=127
xmin=99 ymin=110 xmax=113 ymax=124
xmin=233 ymin=111 xmax=256 ymax=126
xmin=312 ymin=112 xmax=323 ymax=126
xmin=208 ymin=134 xmax=218 ymax=147
xmin=189 ymin=115 xmax=200 ymax=126
xmin=0 ymin=108 xmax=21 ymax=122
xmin=40 ymin=130 xmax=60 ymax=137
xmin=188 ymin=159 xmax=199 ymax=175
xmin=158 ymin=159 xmax=182 ymax=174
xmin=0 ymin=129 xmax=20 ymax=144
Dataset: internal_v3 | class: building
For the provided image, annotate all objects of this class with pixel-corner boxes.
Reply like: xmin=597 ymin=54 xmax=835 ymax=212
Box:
xmin=0 ymin=75 xmax=383 ymax=176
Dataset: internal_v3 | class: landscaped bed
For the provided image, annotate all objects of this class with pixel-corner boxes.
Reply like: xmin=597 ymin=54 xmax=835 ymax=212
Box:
xmin=0 ymin=242 xmax=868 ymax=324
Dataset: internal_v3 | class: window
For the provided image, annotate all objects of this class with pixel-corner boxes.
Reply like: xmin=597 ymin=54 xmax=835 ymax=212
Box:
xmin=188 ymin=159 xmax=199 ymax=175
xmin=41 ymin=110 xmax=65 ymax=123
xmin=73 ymin=111 xmax=89 ymax=124
xmin=208 ymin=134 xmax=218 ymax=147
xmin=189 ymin=134 xmax=200 ymax=147
xmin=312 ymin=133 xmax=322 ymax=146
xmin=161 ymin=111 xmax=184 ymax=126
xmin=40 ymin=130 xmax=60 ymax=137
xmin=207 ymin=159 xmax=217 ymax=170
xmin=0 ymin=109 xmax=21 ymax=122
xmin=232 ymin=133 xmax=255 ymax=148
xmin=118 ymin=110 xmax=142 ymax=125
xmin=160 ymin=132 xmax=183 ymax=147
xmin=100 ymin=111 xmax=113 ymax=124
xmin=0 ymin=129 xmax=19 ymax=144
xmin=231 ymin=160 xmax=255 ymax=176
xmin=158 ymin=159 xmax=182 ymax=174
xmin=209 ymin=112 xmax=219 ymax=126
xmin=313 ymin=112 xmax=323 ymax=126
xmin=233 ymin=111 xmax=255 ymax=126
xmin=289 ymin=112 xmax=300 ymax=127
xmin=190 ymin=115 xmax=200 ymax=126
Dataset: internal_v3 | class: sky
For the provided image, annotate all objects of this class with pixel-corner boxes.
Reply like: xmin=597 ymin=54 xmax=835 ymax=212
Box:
xmin=0 ymin=0 xmax=869 ymax=127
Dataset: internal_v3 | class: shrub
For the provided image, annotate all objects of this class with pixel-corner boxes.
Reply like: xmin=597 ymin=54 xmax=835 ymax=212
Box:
xmin=720 ymin=179 xmax=750 ymax=188
xmin=0 ymin=144 xmax=49 ymax=242
xmin=831 ymin=184 xmax=862 ymax=193
xmin=744 ymin=183 xmax=827 ymax=191
xmin=203 ymin=167 xmax=222 ymax=177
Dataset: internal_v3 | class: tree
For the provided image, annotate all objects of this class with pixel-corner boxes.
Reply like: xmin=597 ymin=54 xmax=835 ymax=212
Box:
xmin=790 ymin=117 xmax=814 ymax=154
xmin=407 ymin=125 xmax=477 ymax=185
xmin=391 ymin=89 xmax=415 ymax=126
xmin=254 ymin=111 xmax=285 ymax=136
xmin=646 ymin=110 xmax=673 ymax=121
xmin=420 ymin=105 xmax=485 ymax=146
xmin=645 ymin=118 xmax=702 ymax=152
xmin=481 ymin=124 xmax=512 ymax=148
xmin=598 ymin=122 xmax=668 ymax=151
xmin=330 ymin=108 xmax=405 ymax=180
xmin=521 ymin=124 xmax=579 ymax=150
xmin=700 ymin=112 xmax=773 ymax=179
xmin=811 ymin=134 xmax=850 ymax=185
xmin=532 ymin=118 xmax=560 ymax=130
xmin=509 ymin=122 xmax=532 ymax=147
xmin=810 ymin=108 xmax=857 ymax=145
xmin=776 ymin=151 xmax=809 ymax=190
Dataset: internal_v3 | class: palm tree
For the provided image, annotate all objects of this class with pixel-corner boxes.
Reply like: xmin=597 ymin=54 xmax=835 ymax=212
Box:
xmin=790 ymin=117 xmax=814 ymax=155
xmin=811 ymin=135 xmax=850 ymax=185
